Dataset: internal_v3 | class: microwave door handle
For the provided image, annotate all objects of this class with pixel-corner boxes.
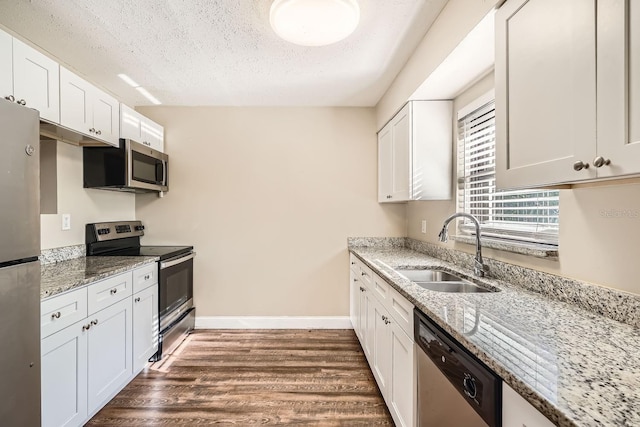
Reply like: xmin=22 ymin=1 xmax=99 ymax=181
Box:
xmin=162 ymin=159 xmax=167 ymax=185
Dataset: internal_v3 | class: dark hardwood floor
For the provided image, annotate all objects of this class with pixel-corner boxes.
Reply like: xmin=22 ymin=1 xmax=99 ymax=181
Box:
xmin=87 ymin=329 xmax=394 ymax=426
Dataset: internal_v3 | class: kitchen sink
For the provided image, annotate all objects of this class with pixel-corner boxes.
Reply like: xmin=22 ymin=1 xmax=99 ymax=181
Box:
xmin=413 ymin=281 xmax=492 ymax=293
xmin=395 ymin=268 xmax=464 ymax=282
xmin=395 ymin=268 xmax=497 ymax=293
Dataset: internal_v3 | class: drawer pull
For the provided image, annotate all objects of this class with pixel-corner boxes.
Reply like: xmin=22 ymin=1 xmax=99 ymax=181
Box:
xmin=361 ymin=271 xmax=368 ymax=277
xmin=82 ymin=324 xmax=91 ymax=331
xmin=51 ymin=311 xmax=61 ymax=320
xmin=110 ymin=288 xmax=118 ymax=295
xmin=90 ymin=319 xmax=99 ymax=326
xmin=144 ymin=274 xmax=151 ymax=280
xmin=134 ymin=297 xmax=141 ymax=303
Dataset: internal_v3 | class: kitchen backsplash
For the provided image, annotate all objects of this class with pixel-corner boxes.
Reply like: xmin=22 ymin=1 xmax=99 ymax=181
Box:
xmin=348 ymin=237 xmax=640 ymax=328
xmin=40 ymin=244 xmax=86 ymax=265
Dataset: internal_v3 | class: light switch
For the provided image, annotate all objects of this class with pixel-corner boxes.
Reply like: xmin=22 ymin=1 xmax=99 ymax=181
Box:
xmin=421 ymin=220 xmax=427 ymax=234
xmin=62 ymin=213 xmax=71 ymax=231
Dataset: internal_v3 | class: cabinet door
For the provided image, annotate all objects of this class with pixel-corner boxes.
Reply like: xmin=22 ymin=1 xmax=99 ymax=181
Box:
xmin=388 ymin=322 xmax=415 ymax=427
xmin=495 ymin=0 xmax=597 ymax=188
xmin=60 ymin=67 xmax=92 ymax=135
xmin=361 ymin=287 xmax=374 ymax=361
xmin=41 ymin=320 xmax=88 ymax=427
xmin=132 ymin=286 xmax=159 ymax=374
xmin=390 ymin=104 xmax=411 ymax=200
xmin=378 ymin=123 xmax=393 ymax=202
xmin=503 ymin=383 xmax=554 ymax=427
xmin=349 ymin=267 xmax=360 ymax=336
xmin=12 ymin=38 xmax=60 ymax=123
xmin=87 ymin=298 xmax=132 ymax=414
xmin=120 ymin=103 xmax=142 ymax=141
xmin=372 ymin=300 xmax=391 ymax=396
xmin=596 ymin=1 xmax=640 ymax=177
xmin=92 ymin=88 xmax=120 ymax=147
xmin=141 ymin=118 xmax=164 ymax=152
xmin=0 ymin=31 xmax=12 ymax=100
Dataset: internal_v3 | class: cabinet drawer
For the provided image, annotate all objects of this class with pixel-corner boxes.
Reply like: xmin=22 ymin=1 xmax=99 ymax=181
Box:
xmin=388 ymin=286 xmax=414 ymax=338
xmin=133 ymin=263 xmax=157 ymax=293
xmin=88 ymin=272 xmax=133 ymax=315
xmin=349 ymin=254 xmax=361 ymax=275
xmin=359 ymin=264 xmax=374 ymax=290
xmin=372 ymin=273 xmax=390 ymax=303
xmin=41 ymin=288 xmax=88 ymax=339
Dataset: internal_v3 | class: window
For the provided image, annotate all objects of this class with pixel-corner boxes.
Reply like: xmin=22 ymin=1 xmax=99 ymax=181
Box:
xmin=457 ymin=98 xmax=559 ymax=246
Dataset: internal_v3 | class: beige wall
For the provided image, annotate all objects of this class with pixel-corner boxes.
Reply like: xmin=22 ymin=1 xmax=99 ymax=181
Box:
xmin=135 ymin=107 xmax=406 ymax=317
xmin=40 ymin=141 xmax=135 ymax=249
xmin=375 ymin=0 xmax=501 ymax=129
xmin=406 ymin=72 xmax=640 ymax=295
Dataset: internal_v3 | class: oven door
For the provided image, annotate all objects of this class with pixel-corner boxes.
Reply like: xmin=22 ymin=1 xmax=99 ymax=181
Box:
xmin=159 ymin=252 xmax=194 ymax=331
xmin=126 ymin=139 xmax=168 ymax=192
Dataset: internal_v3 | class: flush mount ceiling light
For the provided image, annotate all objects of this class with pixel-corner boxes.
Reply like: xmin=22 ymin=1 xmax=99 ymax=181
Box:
xmin=270 ymin=0 xmax=360 ymax=47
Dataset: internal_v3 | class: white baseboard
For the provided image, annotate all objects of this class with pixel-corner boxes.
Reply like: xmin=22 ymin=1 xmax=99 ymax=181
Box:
xmin=195 ymin=316 xmax=353 ymax=330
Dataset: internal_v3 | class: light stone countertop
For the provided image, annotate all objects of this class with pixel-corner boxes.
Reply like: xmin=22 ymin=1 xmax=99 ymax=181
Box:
xmin=40 ymin=256 xmax=158 ymax=300
xmin=350 ymin=246 xmax=640 ymax=427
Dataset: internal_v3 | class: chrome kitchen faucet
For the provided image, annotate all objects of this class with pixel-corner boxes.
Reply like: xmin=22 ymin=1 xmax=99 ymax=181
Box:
xmin=438 ymin=213 xmax=488 ymax=278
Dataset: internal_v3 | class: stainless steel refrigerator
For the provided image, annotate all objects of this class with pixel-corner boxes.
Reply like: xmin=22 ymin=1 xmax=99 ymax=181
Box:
xmin=0 ymin=98 xmax=41 ymax=426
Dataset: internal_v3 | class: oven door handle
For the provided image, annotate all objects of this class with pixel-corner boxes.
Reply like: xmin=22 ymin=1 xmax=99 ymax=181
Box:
xmin=160 ymin=252 xmax=195 ymax=269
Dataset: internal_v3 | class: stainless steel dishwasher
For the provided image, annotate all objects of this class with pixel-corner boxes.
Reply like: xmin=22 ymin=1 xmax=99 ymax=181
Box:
xmin=414 ymin=309 xmax=501 ymax=427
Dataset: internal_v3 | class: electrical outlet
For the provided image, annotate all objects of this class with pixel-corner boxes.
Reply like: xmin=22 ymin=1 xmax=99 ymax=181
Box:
xmin=421 ymin=219 xmax=427 ymax=234
xmin=62 ymin=213 xmax=71 ymax=231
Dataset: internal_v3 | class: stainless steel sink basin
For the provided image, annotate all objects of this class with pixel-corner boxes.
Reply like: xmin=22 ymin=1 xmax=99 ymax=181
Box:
xmin=395 ymin=268 xmax=498 ymax=293
xmin=395 ymin=268 xmax=464 ymax=282
xmin=414 ymin=281 xmax=492 ymax=293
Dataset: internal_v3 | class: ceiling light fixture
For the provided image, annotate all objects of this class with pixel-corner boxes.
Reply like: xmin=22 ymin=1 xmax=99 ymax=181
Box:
xmin=270 ymin=0 xmax=360 ymax=47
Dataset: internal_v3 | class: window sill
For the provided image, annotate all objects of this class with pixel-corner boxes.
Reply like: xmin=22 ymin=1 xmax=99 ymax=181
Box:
xmin=452 ymin=235 xmax=559 ymax=260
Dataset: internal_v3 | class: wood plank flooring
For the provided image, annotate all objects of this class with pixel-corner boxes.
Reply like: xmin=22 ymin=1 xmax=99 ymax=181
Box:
xmin=87 ymin=329 xmax=394 ymax=426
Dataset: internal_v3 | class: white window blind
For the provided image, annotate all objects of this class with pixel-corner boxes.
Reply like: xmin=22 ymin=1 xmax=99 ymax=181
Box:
xmin=457 ymin=100 xmax=559 ymax=246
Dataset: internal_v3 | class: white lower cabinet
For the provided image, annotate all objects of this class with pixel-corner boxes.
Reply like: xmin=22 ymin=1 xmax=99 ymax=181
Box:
xmin=41 ymin=264 xmax=159 ymax=427
xmin=132 ymin=285 xmax=159 ymax=374
xmin=503 ymin=383 xmax=554 ymax=427
xmin=349 ymin=255 xmax=416 ymax=427
xmin=87 ymin=298 xmax=132 ymax=414
xmin=41 ymin=319 xmax=88 ymax=427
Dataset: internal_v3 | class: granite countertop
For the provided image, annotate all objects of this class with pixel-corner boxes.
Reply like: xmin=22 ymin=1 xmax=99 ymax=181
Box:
xmin=41 ymin=256 xmax=158 ymax=300
xmin=349 ymin=246 xmax=640 ymax=427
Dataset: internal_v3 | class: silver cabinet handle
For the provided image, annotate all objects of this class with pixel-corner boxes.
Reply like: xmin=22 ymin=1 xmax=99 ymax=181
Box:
xmin=143 ymin=141 xmax=151 ymax=146
xmin=134 ymin=297 xmax=141 ymax=303
xmin=361 ymin=271 xmax=368 ymax=277
xmin=89 ymin=128 xmax=96 ymax=133
xmin=51 ymin=311 xmax=61 ymax=320
xmin=17 ymin=99 xmax=26 ymax=106
xmin=573 ymin=161 xmax=589 ymax=171
xmin=4 ymin=95 xmax=14 ymax=102
xmin=110 ymin=288 xmax=118 ymax=295
xmin=593 ymin=157 xmax=611 ymax=168
xmin=144 ymin=274 xmax=151 ymax=280
xmin=359 ymin=286 xmax=365 ymax=292
xmin=96 ymin=130 xmax=102 ymax=135
xmin=90 ymin=319 xmax=98 ymax=326
xmin=82 ymin=324 xmax=91 ymax=331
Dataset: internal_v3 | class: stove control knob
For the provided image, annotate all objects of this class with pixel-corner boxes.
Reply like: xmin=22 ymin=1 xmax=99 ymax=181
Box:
xmin=135 ymin=225 xmax=145 ymax=231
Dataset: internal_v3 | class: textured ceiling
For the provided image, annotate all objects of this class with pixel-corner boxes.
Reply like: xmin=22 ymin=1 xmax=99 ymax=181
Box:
xmin=0 ymin=0 xmax=448 ymax=107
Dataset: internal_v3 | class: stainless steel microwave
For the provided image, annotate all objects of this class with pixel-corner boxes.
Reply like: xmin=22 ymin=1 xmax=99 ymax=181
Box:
xmin=83 ymin=139 xmax=168 ymax=193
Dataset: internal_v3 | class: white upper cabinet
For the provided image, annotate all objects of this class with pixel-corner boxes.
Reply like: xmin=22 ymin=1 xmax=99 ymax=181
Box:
xmin=596 ymin=1 xmax=640 ymax=178
xmin=378 ymin=101 xmax=452 ymax=203
xmin=120 ymin=103 xmax=164 ymax=152
xmin=12 ymin=38 xmax=60 ymax=123
xmin=60 ymin=67 xmax=120 ymax=147
xmin=496 ymin=0 xmax=640 ymax=188
xmin=0 ymin=31 xmax=12 ymax=101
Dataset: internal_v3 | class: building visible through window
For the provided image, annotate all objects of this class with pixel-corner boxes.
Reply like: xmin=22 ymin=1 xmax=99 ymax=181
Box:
xmin=457 ymin=99 xmax=559 ymax=246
